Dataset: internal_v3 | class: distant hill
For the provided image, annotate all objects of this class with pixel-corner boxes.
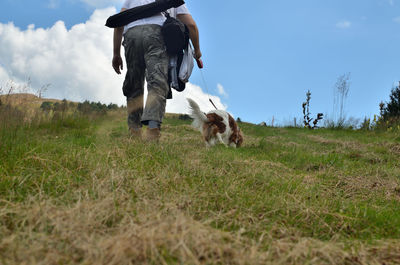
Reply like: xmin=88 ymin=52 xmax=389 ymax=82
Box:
xmin=0 ymin=93 xmax=61 ymax=108
xmin=0 ymin=93 xmax=192 ymax=119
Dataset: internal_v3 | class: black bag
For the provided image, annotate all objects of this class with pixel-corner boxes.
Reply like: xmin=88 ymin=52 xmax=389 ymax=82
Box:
xmin=166 ymin=50 xmax=186 ymax=98
xmin=161 ymin=13 xmax=189 ymax=55
xmin=105 ymin=0 xmax=185 ymax=28
xmin=162 ymin=12 xmax=189 ymax=97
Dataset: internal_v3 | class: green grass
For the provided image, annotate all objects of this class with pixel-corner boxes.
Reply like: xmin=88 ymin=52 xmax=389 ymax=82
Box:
xmin=1 ymin=108 xmax=400 ymax=264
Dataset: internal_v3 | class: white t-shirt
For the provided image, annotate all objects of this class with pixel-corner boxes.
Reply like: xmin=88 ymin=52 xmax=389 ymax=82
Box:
xmin=121 ymin=0 xmax=190 ymax=33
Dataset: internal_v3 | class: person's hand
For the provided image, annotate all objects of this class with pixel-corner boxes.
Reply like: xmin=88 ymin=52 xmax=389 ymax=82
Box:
xmin=194 ymin=49 xmax=202 ymax=60
xmin=112 ymin=55 xmax=123 ymax=74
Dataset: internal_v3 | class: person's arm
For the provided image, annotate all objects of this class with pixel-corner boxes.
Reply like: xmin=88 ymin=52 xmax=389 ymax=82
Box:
xmin=112 ymin=8 xmax=127 ymax=74
xmin=177 ymin=14 xmax=202 ymax=60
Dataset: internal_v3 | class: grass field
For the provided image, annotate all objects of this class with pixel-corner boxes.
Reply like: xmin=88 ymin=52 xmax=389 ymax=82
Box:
xmin=1 ymin=99 xmax=400 ymax=264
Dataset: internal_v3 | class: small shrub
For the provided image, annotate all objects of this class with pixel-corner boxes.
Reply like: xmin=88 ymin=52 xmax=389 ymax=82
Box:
xmin=77 ymin=101 xmax=91 ymax=114
xmin=360 ymin=117 xmax=371 ymax=130
xmin=61 ymin=99 xmax=69 ymax=112
xmin=40 ymin=102 xmax=53 ymax=112
xmin=380 ymin=82 xmax=400 ymax=121
xmin=76 ymin=100 xmax=108 ymax=118
xmin=178 ymin=114 xmax=192 ymax=121
xmin=107 ymin=103 xmax=119 ymax=110
xmin=302 ymin=90 xmax=323 ymax=129
xmin=374 ymin=82 xmax=400 ymax=130
xmin=53 ymin=102 xmax=62 ymax=112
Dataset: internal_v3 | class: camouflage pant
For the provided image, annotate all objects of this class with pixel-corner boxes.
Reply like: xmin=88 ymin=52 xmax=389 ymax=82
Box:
xmin=122 ymin=24 xmax=169 ymax=128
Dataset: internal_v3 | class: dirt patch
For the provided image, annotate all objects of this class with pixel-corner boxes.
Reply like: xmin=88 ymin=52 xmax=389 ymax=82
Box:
xmin=389 ymin=143 xmax=400 ymax=155
xmin=307 ymin=135 xmax=366 ymax=152
xmin=335 ymin=174 xmax=400 ymax=201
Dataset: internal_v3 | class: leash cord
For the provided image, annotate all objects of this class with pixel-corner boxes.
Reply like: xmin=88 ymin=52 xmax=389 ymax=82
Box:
xmin=199 ymin=68 xmax=218 ymax=110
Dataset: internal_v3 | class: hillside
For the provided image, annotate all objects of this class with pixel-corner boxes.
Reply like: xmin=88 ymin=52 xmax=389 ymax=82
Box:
xmin=1 ymin=102 xmax=400 ymax=264
xmin=0 ymin=93 xmax=61 ymax=107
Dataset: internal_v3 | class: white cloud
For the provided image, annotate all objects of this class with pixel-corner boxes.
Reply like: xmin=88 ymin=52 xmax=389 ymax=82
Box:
xmin=394 ymin=17 xmax=400 ymax=23
xmin=216 ymin=83 xmax=228 ymax=98
xmin=0 ymin=67 xmax=9 ymax=83
xmin=0 ymin=7 xmax=225 ymax=115
xmin=336 ymin=20 xmax=352 ymax=29
xmin=168 ymin=83 xmax=227 ymax=114
xmin=0 ymin=8 xmax=122 ymax=104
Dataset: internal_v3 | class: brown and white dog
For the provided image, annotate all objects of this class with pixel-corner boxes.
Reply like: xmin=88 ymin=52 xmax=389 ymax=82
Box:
xmin=187 ymin=98 xmax=243 ymax=148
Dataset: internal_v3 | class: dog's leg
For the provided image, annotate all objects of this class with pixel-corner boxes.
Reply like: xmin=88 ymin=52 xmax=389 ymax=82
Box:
xmin=217 ymin=134 xmax=228 ymax=147
xmin=209 ymin=138 xmax=216 ymax=147
xmin=203 ymin=124 xmax=213 ymax=148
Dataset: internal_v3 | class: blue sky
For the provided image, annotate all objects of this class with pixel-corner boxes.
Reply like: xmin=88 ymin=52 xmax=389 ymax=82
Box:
xmin=1 ymin=0 xmax=399 ymax=124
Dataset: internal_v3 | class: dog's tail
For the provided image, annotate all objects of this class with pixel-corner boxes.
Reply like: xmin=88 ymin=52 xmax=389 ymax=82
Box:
xmin=187 ymin=98 xmax=208 ymax=130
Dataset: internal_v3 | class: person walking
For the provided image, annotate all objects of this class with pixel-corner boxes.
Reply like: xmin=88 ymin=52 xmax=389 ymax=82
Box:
xmin=112 ymin=0 xmax=202 ymax=141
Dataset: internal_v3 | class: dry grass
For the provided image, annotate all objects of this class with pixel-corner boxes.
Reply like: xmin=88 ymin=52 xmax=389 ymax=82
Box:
xmin=2 ymin=197 xmax=400 ymax=264
xmin=1 ymin=102 xmax=400 ymax=264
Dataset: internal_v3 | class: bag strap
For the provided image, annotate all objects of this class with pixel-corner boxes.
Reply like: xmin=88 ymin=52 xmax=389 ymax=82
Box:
xmin=162 ymin=8 xmax=177 ymax=19
xmin=162 ymin=11 xmax=171 ymax=18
